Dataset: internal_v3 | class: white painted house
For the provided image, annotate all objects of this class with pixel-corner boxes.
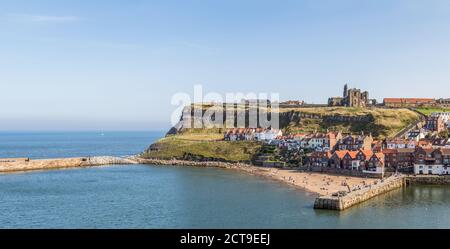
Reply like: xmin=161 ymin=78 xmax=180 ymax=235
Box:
xmin=413 ymin=148 xmax=450 ymax=175
xmin=406 ymin=130 xmax=426 ymax=142
xmin=431 ymin=112 xmax=450 ymax=128
xmin=431 ymin=112 xmax=450 ymax=122
xmin=386 ymin=139 xmax=417 ymax=149
xmin=253 ymin=129 xmax=283 ymax=141
xmin=414 ymin=164 xmax=449 ymax=175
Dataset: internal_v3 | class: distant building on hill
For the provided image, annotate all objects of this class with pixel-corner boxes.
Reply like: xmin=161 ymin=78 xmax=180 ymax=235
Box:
xmin=328 ymin=84 xmax=370 ymax=108
xmin=383 ymin=98 xmax=436 ymax=108
xmin=437 ymin=98 xmax=450 ymax=108
xmin=280 ymin=100 xmax=305 ymax=106
xmin=240 ymin=99 xmax=271 ymax=106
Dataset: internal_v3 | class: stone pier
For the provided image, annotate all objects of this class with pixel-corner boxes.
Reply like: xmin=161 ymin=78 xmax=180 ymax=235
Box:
xmin=314 ymin=175 xmax=405 ymax=211
xmin=0 ymin=156 xmax=138 ymax=173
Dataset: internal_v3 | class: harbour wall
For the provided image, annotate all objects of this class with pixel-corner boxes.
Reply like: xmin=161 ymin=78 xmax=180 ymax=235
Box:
xmin=0 ymin=156 xmax=138 ymax=173
xmin=405 ymin=175 xmax=450 ymax=185
xmin=314 ymin=175 xmax=405 ymax=211
xmin=315 ymin=175 xmax=450 ymax=211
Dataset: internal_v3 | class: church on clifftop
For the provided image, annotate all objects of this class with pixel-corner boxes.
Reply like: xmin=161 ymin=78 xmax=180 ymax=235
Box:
xmin=328 ymin=84 xmax=371 ymax=108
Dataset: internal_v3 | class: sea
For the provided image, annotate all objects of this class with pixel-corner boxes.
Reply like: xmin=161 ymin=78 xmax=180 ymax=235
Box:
xmin=0 ymin=131 xmax=449 ymax=228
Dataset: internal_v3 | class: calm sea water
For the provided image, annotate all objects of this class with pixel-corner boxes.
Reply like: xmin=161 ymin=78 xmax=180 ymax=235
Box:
xmin=0 ymin=132 xmax=449 ymax=228
xmin=0 ymin=131 xmax=164 ymax=159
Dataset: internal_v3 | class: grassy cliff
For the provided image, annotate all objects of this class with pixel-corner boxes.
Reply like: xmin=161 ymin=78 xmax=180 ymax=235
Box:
xmin=280 ymin=107 xmax=420 ymax=138
xmin=171 ymin=106 xmax=421 ymax=139
xmin=142 ymin=134 xmax=262 ymax=162
xmin=143 ymin=106 xmax=420 ymax=161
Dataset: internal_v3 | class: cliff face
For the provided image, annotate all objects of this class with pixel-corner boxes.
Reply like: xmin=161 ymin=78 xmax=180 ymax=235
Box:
xmin=167 ymin=105 xmax=420 ymax=139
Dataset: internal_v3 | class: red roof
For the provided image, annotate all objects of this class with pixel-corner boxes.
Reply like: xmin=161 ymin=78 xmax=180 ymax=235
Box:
xmin=334 ymin=150 xmax=348 ymax=159
xmin=347 ymin=151 xmax=358 ymax=159
xmin=359 ymin=149 xmax=374 ymax=158
xmin=373 ymin=153 xmax=385 ymax=161
xmin=384 ymin=98 xmax=436 ymax=104
xmin=382 ymin=149 xmax=398 ymax=154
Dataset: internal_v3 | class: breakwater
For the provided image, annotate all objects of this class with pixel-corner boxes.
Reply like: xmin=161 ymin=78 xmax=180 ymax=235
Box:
xmin=0 ymin=156 xmax=138 ymax=173
xmin=314 ymin=175 xmax=405 ymax=211
xmin=136 ymin=158 xmax=250 ymax=169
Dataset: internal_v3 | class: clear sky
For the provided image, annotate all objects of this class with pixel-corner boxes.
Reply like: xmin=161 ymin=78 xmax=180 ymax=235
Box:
xmin=1 ymin=0 xmax=450 ymax=131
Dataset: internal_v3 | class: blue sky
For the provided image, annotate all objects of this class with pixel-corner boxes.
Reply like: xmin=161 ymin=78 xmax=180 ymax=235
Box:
xmin=1 ymin=0 xmax=450 ymax=131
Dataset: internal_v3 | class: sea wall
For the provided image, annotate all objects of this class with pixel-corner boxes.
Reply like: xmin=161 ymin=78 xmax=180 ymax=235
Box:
xmin=136 ymin=158 xmax=252 ymax=169
xmin=314 ymin=175 xmax=405 ymax=211
xmin=405 ymin=175 xmax=450 ymax=185
xmin=0 ymin=156 xmax=138 ymax=173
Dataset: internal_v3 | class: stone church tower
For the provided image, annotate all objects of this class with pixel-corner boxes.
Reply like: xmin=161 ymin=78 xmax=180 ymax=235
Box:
xmin=344 ymin=85 xmax=369 ymax=107
xmin=343 ymin=84 xmax=348 ymax=99
xmin=328 ymin=84 xmax=370 ymax=107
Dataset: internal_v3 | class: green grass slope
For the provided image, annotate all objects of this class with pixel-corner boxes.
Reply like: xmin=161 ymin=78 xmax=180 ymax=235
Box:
xmin=142 ymin=134 xmax=262 ymax=162
xmin=143 ymin=107 xmax=420 ymax=162
xmin=280 ymin=107 xmax=420 ymax=139
xmin=415 ymin=107 xmax=450 ymax=116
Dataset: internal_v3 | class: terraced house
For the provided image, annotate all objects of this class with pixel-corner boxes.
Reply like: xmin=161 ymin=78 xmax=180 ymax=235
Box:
xmin=426 ymin=116 xmax=446 ymax=132
xmin=309 ymin=151 xmax=332 ymax=167
xmin=305 ymin=132 xmax=342 ymax=151
xmin=224 ymin=128 xmax=282 ymax=141
xmin=431 ymin=138 xmax=450 ymax=148
xmin=327 ymin=149 xmax=385 ymax=174
xmin=336 ymin=134 xmax=373 ymax=151
xmin=386 ymin=139 xmax=417 ymax=149
xmin=382 ymin=148 xmax=415 ymax=172
xmin=414 ymin=148 xmax=450 ymax=175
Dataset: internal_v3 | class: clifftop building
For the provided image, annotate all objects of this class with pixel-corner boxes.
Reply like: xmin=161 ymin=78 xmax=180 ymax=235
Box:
xmin=383 ymin=98 xmax=436 ymax=108
xmin=328 ymin=84 xmax=370 ymax=107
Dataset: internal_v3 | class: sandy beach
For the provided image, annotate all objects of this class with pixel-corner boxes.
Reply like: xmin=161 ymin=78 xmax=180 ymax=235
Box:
xmin=250 ymin=167 xmax=379 ymax=196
